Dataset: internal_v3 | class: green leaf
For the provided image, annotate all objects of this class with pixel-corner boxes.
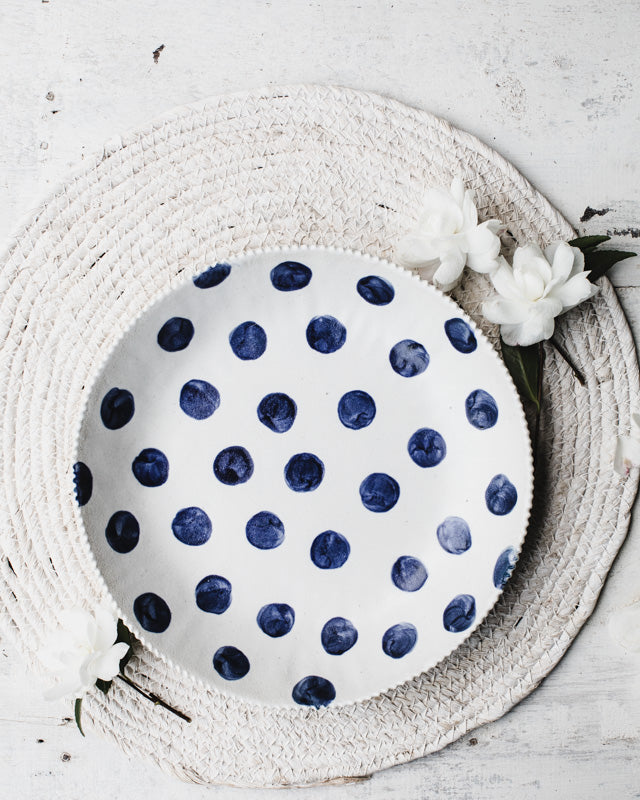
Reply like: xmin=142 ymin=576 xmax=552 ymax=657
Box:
xmin=584 ymin=249 xmax=636 ymax=282
xmin=74 ymin=697 xmax=85 ymax=737
xmin=94 ymin=620 xmax=133 ymax=694
xmin=569 ymin=235 xmax=610 ymax=251
xmin=116 ymin=619 xmax=134 ymax=672
xmin=501 ymin=340 xmax=541 ymax=411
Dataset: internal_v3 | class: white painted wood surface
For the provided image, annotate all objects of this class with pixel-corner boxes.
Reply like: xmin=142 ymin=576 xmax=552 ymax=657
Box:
xmin=1 ymin=1 xmax=639 ymax=797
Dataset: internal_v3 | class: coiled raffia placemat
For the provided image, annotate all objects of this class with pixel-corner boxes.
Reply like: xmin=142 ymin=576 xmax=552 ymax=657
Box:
xmin=0 ymin=85 xmax=638 ymax=787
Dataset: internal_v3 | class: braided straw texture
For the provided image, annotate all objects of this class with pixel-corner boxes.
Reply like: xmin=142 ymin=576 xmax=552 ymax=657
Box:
xmin=0 ymin=86 xmax=637 ymax=787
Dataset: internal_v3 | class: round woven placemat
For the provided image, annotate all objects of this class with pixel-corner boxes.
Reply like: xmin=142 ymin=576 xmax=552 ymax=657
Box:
xmin=0 ymin=85 xmax=638 ymax=788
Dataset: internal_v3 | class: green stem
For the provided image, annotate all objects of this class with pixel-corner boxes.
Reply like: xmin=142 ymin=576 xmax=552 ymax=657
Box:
xmin=550 ymin=337 xmax=586 ymax=386
xmin=116 ymin=673 xmax=191 ymax=723
xmin=533 ymin=342 xmax=544 ymax=469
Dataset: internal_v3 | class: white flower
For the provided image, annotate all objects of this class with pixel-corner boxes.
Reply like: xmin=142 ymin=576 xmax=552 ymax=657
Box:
xmin=395 ymin=177 xmax=502 ymax=292
xmin=39 ymin=606 xmax=129 ymax=701
xmin=482 ymin=242 xmax=598 ymax=347
xmin=608 ymin=599 xmax=640 ymax=653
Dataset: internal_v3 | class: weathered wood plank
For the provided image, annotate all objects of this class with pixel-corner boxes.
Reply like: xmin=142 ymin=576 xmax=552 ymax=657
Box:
xmin=1 ymin=1 xmax=639 ymax=283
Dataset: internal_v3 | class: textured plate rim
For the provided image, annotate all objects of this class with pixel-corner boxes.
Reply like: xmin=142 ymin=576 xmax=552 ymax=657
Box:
xmin=72 ymin=244 xmax=534 ymax=710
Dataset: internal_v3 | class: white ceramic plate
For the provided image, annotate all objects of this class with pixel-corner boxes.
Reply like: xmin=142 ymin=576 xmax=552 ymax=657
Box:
xmin=74 ymin=247 xmax=532 ymax=708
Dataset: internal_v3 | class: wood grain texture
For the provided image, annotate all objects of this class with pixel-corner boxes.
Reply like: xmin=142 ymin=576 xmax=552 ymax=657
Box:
xmin=1 ymin=1 xmax=639 ymax=797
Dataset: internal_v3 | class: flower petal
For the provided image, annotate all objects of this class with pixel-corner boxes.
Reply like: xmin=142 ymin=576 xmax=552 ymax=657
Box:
xmin=548 ymin=273 xmax=597 ymax=311
xmin=93 ymin=606 xmax=118 ymax=653
xmin=59 ymin=607 xmax=95 ymax=649
xmin=513 ymin=243 xmax=553 ymax=289
xmin=432 ymin=247 xmax=466 ymax=291
xmin=418 ymin=188 xmax=463 ymax=235
xmin=484 ymin=219 xmax=503 ymax=234
xmin=461 ymin=190 xmax=478 ymax=229
xmin=467 ymin=252 xmax=501 ymax=274
xmin=545 ymin=241 xmax=575 ymax=284
xmin=568 ymin=245 xmax=586 ymax=279
xmin=91 ymin=642 xmax=130 ymax=681
xmin=513 ymin=242 xmax=545 ymax=270
xmin=465 ymin=222 xmax=501 ymax=272
xmin=482 ymin=297 xmax=531 ymax=325
xmin=518 ymin=268 xmax=546 ymax=301
xmin=415 ymin=262 xmax=440 ymax=283
xmin=500 ymin=304 xmax=558 ymax=347
xmin=490 ymin=257 xmax=523 ymax=301
xmin=38 ymin=638 xmax=67 ymax=671
xmin=395 ymin=233 xmax=441 ymax=268
xmin=43 ymin=677 xmax=86 ymax=702
xmin=545 ymin=241 xmax=586 ymax=281
xmin=450 ymin=176 xmax=466 ymax=207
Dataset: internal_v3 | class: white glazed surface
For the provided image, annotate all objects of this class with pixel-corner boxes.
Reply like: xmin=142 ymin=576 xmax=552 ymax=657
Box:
xmin=77 ymin=247 xmax=532 ymax=707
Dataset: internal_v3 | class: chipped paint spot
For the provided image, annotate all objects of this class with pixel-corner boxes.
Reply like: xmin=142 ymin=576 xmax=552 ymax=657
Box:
xmin=553 ymin=56 xmax=574 ymax=70
xmin=607 ymin=227 xmax=640 ymax=239
xmin=495 ymin=74 xmax=527 ymax=120
xmin=581 ymin=73 xmax=632 ymax=120
xmin=581 ymin=207 xmax=610 ymax=222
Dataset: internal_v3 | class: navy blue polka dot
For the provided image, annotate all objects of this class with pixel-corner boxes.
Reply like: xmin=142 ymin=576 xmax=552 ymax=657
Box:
xmin=389 ymin=339 xmax=429 ymax=377
xmin=214 ymin=446 xmax=254 ymax=485
xmin=292 ymin=675 xmax=336 ymax=707
xmin=391 ymin=556 xmax=428 ymax=592
xmin=157 ymin=317 xmax=194 ymax=352
xmin=229 ymin=321 xmax=266 ymax=360
xmin=359 ymin=473 xmax=400 ymax=512
xmin=485 ymin=474 xmax=517 ymax=515
xmin=493 ymin=547 xmax=518 ymax=589
xmin=270 ymin=261 xmax=312 ymax=291
xmin=105 ymin=510 xmax=139 ymax=554
xmin=245 ymin=511 xmax=285 ymax=550
xmin=337 ymin=390 xmax=376 ymax=430
xmin=195 ymin=575 xmax=231 ymax=614
xmin=357 ymin=275 xmax=395 ymax=305
xmin=465 ymin=389 xmax=498 ymax=430
xmin=73 ymin=461 xmax=92 ymax=506
xmin=437 ymin=517 xmax=472 ymax=554
xmin=408 ymin=428 xmax=447 ymax=468
xmin=321 ymin=617 xmax=358 ymax=655
xmin=443 ymin=594 xmax=476 ymax=632
xmin=382 ymin=623 xmax=417 ymax=658
xmin=310 ymin=531 xmax=350 ymax=569
xmin=444 ymin=318 xmax=477 ymax=354
xmin=179 ymin=380 xmax=220 ymax=420
xmin=213 ymin=646 xmax=250 ymax=681
xmin=193 ymin=262 xmax=231 ymax=289
xmin=257 ymin=603 xmax=295 ymax=637
xmin=133 ymin=592 xmax=171 ymax=633
xmin=171 ymin=506 xmax=212 ymax=546
xmin=306 ymin=315 xmax=346 ymax=354
xmin=284 ymin=452 xmax=324 ymax=492
xmin=100 ymin=387 xmax=134 ymax=430
xmin=257 ymin=393 xmax=297 ymax=433
xmin=132 ymin=448 xmax=169 ymax=487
